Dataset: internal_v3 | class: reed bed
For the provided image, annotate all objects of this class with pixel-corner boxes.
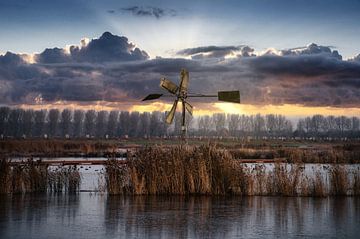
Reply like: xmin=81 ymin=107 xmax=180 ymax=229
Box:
xmin=104 ymin=145 xmax=360 ymax=196
xmin=48 ymin=166 xmax=81 ymax=193
xmin=0 ymin=159 xmax=80 ymax=194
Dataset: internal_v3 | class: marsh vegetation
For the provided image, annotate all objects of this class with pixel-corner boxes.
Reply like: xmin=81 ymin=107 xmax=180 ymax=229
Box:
xmin=104 ymin=145 xmax=360 ymax=196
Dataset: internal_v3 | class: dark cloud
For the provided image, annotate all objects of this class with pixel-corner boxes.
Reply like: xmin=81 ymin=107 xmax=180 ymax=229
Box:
xmin=0 ymin=52 xmax=24 ymax=65
xmin=177 ymin=45 xmax=255 ymax=59
xmin=120 ymin=6 xmax=176 ymax=19
xmin=352 ymin=54 xmax=360 ymax=62
xmin=1 ymin=33 xmax=360 ymax=108
xmin=280 ymin=43 xmax=342 ymax=60
xmin=35 ymin=32 xmax=149 ymax=64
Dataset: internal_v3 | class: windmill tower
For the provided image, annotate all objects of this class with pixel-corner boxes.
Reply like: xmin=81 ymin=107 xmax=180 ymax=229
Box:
xmin=142 ymin=69 xmax=240 ymax=139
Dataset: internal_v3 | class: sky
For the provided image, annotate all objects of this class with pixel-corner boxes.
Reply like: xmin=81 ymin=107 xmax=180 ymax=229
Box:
xmin=1 ymin=0 xmax=360 ymax=117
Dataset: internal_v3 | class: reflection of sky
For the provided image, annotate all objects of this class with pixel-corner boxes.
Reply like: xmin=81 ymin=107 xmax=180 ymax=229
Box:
xmin=1 ymin=0 xmax=360 ymax=58
xmin=0 ymin=195 xmax=359 ymax=238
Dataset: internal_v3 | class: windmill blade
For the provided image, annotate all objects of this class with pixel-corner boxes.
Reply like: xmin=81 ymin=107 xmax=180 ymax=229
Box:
xmin=179 ymin=69 xmax=189 ymax=93
xmin=165 ymin=99 xmax=178 ymax=124
xmin=184 ymin=101 xmax=193 ymax=115
xmin=160 ymin=78 xmax=179 ymax=94
xmin=218 ymin=91 xmax=240 ymax=103
xmin=142 ymin=94 xmax=163 ymax=101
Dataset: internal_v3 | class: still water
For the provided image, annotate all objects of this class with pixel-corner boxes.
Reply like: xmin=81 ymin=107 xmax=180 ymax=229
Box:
xmin=0 ymin=194 xmax=359 ymax=239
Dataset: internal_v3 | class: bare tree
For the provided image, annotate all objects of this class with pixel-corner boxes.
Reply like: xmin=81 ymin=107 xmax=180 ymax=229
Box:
xmin=48 ymin=109 xmax=60 ymax=137
xmin=84 ymin=110 xmax=96 ymax=137
xmin=96 ymin=111 xmax=108 ymax=138
xmin=34 ymin=110 xmax=47 ymax=137
xmin=61 ymin=109 xmax=72 ymax=137
xmin=7 ymin=108 xmax=24 ymax=137
xmin=213 ymin=113 xmax=226 ymax=135
xmin=198 ymin=115 xmax=213 ymax=136
xmin=228 ymin=114 xmax=239 ymax=137
xmin=129 ymin=112 xmax=140 ymax=137
xmin=149 ymin=111 xmax=160 ymax=137
xmin=118 ymin=111 xmax=130 ymax=137
xmin=0 ymin=107 xmax=10 ymax=136
xmin=23 ymin=109 xmax=34 ymax=137
xmin=73 ymin=110 xmax=84 ymax=137
xmin=265 ymin=114 xmax=276 ymax=137
xmin=107 ymin=111 xmax=119 ymax=137
xmin=252 ymin=114 xmax=265 ymax=139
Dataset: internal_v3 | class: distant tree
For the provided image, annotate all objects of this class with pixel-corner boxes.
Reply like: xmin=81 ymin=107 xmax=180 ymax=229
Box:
xmin=139 ymin=112 xmax=150 ymax=137
xmin=73 ymin=110 xmax=84 ymax=137
xmin=213 ymin=113 xmax=226 ymax=135
xmin=7 ymin=108 xmax=24 ymax=137
xmin=149 ymin=111 xmax=161 ymax=137
xmin=174 ymin=112 xmax=182 ymax=135
xmin=84 ymin=110 xmax=96 ymax=136
xmin=228 ymin=114 xmax=239 ymax=137
xmin=96 ymin=111 xmax=108 ymax=138
xmin=129 ymin=112 xmax=140 ymax=137
xmin=118 ymin=111 xmax=130 ymax=137
xmin=239 ymin=115 xmax=251 ymax=136
xmin=48 ymin=109 xmax=60 ymax=137
xmin=198 ymin=115 xmax=212 ymax=136
xmin=159 ymin=112 xmax=169 ymax=136
xmin=60 ymin=109 xmax=72 ymax=137
xmin=265 ymin=114 xmax=276 ymax=137
xmin=252 ymin=114 xmax=265 ymax=139
xmin=107 ymin=111 xmax=119 ymax=137
xmin=23 ymin=109 xmax=34 ymax=137
xmin=351 ymin=117 xmax=360 ymax=138
xmin=34 ymin=110 xmax=47 ymax=137
xmin=351 ymin=117 xmax=360 ymax=130
xmin=0 ymin=107 xmax=10 ymax=136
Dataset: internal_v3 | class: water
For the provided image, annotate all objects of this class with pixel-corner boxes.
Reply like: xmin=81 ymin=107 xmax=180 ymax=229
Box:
xmin=0 ymin=194 xmax=359 ymax=239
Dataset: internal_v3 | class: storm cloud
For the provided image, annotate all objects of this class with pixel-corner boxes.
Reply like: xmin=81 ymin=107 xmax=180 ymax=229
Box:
xmin=0 ymin=33 xmax=360 ymax=108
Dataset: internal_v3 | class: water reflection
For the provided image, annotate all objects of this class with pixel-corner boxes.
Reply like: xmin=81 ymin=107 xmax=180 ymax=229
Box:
xmin=0 ymin=194 xmax=359 ymax=238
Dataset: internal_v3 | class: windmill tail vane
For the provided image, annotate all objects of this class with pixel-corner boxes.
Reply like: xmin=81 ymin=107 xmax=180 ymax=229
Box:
xmin=142 ymin=68 xmax=240 ymax=138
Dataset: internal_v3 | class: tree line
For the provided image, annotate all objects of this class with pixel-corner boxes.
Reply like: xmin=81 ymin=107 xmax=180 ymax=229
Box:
xmin=0 ymin=107 xmax=359 ymax=139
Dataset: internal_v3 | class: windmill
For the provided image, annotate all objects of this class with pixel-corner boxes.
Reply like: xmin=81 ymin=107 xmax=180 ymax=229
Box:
xmin=142 ymin=69 xmax=240 ymax=138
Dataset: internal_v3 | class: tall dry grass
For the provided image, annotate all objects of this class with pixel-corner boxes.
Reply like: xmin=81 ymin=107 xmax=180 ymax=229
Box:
xmin=105 ymin=145 xmax=358 ymax=196
xmin=0 ymin=159 xmax=80 ymax=194
xmin=0 ymin=159 xmax=11 ymax=193
xmin=105 ymin=145 xmax=253 ymax=195
xmin=48 ymin=166 xmax=81 ymax=193
xmin=329 ymin=165 xmax=348 ymax=195
xmin=0 ymin=159 xmax=48 ymax=194
xmin=353 ymin=168 xmax=360 ymax=195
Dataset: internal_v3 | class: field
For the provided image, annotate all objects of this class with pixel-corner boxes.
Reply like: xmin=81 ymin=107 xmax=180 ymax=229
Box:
xmin=1 ymin=138 xmax=360 ymax=164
